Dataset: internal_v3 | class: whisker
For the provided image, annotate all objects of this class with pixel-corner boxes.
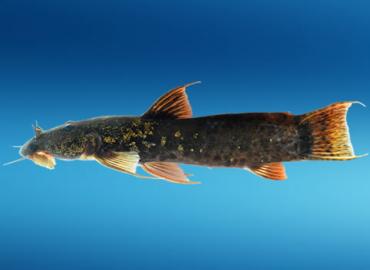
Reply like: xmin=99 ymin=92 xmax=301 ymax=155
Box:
xmin=12 ymin=145 xmax=22 ymax=149
xmin=3 ymin=157 xmax=26 ymax=166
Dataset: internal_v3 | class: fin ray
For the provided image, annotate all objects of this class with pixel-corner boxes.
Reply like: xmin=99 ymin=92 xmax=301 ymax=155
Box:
xmin=95 ymin=152 xmax=154 ymax=179
xmin=247 ymin=162 xmax=287 ymax=180
xmin=142 ymin=82 xmax=200 ymax=119
xmin=142 ymin=162 xmax=200 ymax=184
xmin=300 ymin=101 xmax=365 ymax=160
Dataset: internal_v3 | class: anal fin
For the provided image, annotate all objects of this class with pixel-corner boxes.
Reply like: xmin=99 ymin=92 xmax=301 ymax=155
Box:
xmin=247 ymin=162 xmax=287 ymax=181
xmin=142 ymin=162 xmax=200 ymax=184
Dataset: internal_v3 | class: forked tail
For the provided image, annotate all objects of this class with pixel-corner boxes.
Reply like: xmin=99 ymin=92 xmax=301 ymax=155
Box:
xmin=299 ymin=101 xmax=366 ymax=161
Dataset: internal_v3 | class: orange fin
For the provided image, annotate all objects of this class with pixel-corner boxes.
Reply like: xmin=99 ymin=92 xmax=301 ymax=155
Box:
xmin=142 ymin=162 xmax=200 ymax=184
xmin=95 ymin=151 xmax=155 ymax=179
xmin=142 ymin=81 xmax=201 ymax=119
xmin=247 ymin=162 xmax=287 ymax=181
xmin=300 ymin=101 xmax=366 ymax=160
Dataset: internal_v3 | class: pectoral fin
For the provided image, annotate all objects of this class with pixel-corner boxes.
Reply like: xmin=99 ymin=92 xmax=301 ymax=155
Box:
xmin=246 ymin=162 xmax=287 ymax=181
xmin=142 ymin=162 xmax=200 ymax=184
xmin=95 ymin=151 xmax=154 ymax=179
xmin=30 ymin=151 xmax=56 ymax=170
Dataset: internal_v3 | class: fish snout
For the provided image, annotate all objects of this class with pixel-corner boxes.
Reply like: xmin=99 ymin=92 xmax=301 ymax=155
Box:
xmin=19 ymin=138 xmax=38 ymax=157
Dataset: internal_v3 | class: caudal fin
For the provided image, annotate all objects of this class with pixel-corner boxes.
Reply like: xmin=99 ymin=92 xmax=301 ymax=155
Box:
xmin=300 ymin=101 xmax=366 ymax=161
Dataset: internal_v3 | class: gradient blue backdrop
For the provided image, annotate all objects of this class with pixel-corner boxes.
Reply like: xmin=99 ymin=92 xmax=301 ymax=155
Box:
xmin=1 ymin=1 xmax=369 ymax=269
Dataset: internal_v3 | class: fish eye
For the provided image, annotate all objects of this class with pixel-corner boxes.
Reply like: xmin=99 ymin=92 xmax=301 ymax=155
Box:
xmin=28 ymin=141 xmax=39 ymax=152
xmin=63 ymin=125 xmax=74 ymax=132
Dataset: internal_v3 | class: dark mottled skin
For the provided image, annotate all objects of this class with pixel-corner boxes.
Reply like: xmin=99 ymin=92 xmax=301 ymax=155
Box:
xmin=24 ymin=113 xmax=313 ymax=168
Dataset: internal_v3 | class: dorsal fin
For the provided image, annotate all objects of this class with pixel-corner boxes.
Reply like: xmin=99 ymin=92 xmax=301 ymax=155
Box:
xmin=142 ymin=81 xmax=201 ymax=119
xmin=247 ymin=162 xmax=287 ymax=181
xmin=142 ymin=162 xmax=200 ymax=184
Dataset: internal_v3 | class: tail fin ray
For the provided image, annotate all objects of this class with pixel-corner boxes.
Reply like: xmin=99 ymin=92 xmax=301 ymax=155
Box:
xmin=300 ymin=101 xmax=364 ymax=161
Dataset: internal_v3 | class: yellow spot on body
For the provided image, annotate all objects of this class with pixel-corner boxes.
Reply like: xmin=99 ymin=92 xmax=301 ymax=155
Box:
xmin=199 ymin=149 xmax=203 ymax=153
xmin=237 ymin=146 xmax=241 ymax=150
xmin=136 ymin=129 xmax=145 ymax=138
xmin=132 ymin=118 xmax=141 ymax=127
xmin=143 ymin=122 xmax=154 ymax=136
xmin=103 ymin=136 xmax=116 ymax=144
xmin=123 ymin=124 xmax=152 ymax=142
xmin=161 ymin=136 xmax=167 ymax=146
xmin=143 ymin=141 xmax=156 ymax=149
xmin=129 ymin=142 xmax=139 ymax=152
xmin=174 ymin=131 xmax=182 ymax=138
xmin=177 ymin=145 xmax=184 ymax=152
xmin=144 ymin=122 xmax=152 ymax=131
xmin=193 ymin=133 xmax=199 ymax=139
xmin=190 ymin=148 xmax=194 ymax=152
xmin=123 ymin=128 xmax=135 ymax=142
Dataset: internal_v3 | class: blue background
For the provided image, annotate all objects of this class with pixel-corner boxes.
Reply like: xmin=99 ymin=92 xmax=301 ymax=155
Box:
xmin=1 ymin=1 xmax=369 ymax=269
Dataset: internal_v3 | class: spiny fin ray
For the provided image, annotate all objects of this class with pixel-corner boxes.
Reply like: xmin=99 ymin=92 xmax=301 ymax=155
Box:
xmin=142 ymin=82 xmax=200 ymax=119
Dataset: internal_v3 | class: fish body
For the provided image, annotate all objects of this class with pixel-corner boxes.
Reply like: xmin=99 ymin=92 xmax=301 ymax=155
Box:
xmin=37 ymin=113 xmax=302 ymax=164
xmin=15 ymin=82 xmax=364 ymax=184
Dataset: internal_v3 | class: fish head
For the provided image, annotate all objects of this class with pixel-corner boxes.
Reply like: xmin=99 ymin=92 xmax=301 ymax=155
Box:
xmin=20 ymin=136 xmax=56 ymax=170
xmin=8 ymin=121 xmax=96 ymax=169
xmin=19 ymin=122 xmax=89 ymax=169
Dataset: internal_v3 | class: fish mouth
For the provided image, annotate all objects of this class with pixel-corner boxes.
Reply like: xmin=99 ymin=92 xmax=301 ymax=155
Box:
xmin=29 ymin=151 xmax=56 ymax=170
